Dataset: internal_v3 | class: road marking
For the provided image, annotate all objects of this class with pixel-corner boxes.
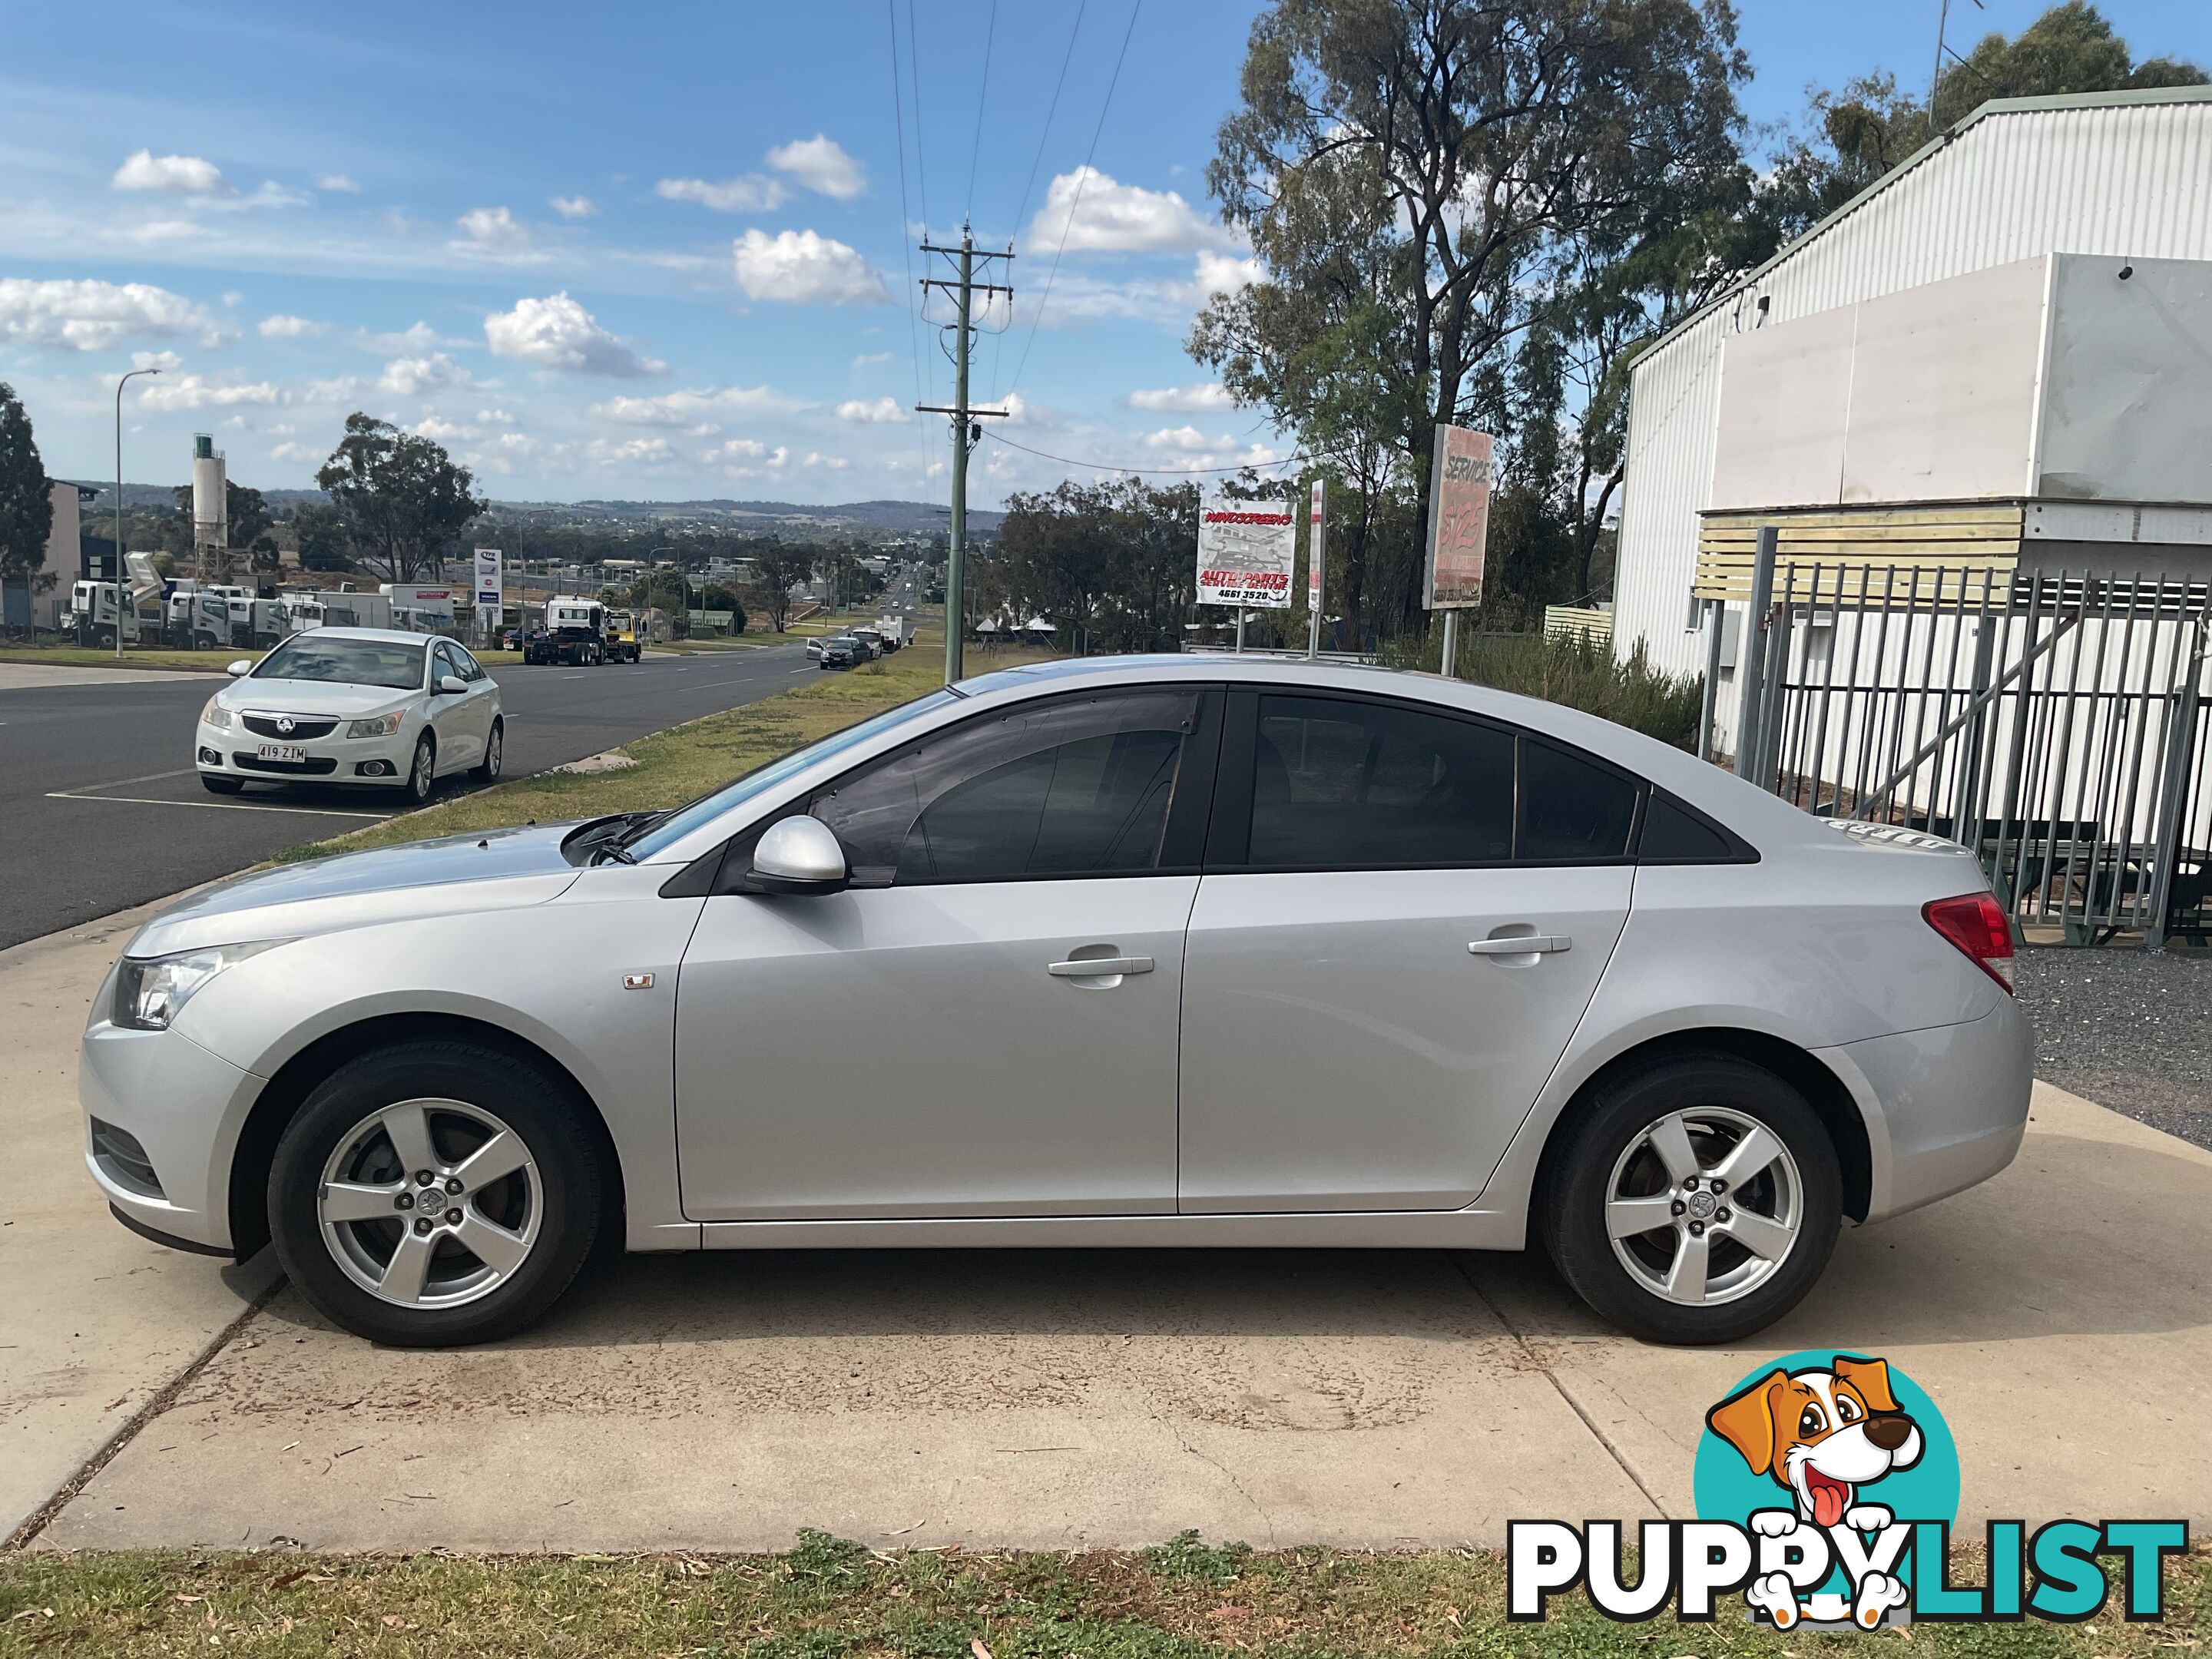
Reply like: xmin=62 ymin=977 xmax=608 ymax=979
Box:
xmin=45 ymin=789 xmax=390 ymax=820
xmin=66 ymin=765 xmax=199 ymax=791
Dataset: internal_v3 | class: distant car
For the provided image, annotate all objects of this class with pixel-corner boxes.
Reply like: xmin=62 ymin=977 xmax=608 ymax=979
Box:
xmin=194 ymin=628 xmax=503 ymax=807
xmin=805 ymin=637 xmax=826 ymax=661
xmin=817 ymin=637 xmax=861 ymax=670
xmin=851 ymin=628 xmax=886 ymax=658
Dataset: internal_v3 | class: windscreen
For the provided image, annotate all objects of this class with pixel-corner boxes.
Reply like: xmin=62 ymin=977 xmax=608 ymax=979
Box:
xmin=254 ymin=636 xmax=426 ymax=690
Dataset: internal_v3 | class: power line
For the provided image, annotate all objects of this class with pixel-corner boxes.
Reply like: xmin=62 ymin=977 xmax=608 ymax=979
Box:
xmin=906 ymin=0 xmax=929 ymax=232
xmin=989 ymin=0 xmax=1087 ymax=402
xmin=1005 ymin=0 xmax=1141 ymax=399
xmin=964 ymin=0 xmax=998 ymax=226
xmin=986 ymin=428 xmax=1309 ymax=477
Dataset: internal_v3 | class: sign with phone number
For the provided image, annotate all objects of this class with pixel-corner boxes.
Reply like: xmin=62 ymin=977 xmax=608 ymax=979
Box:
xmin=1196 ymin=504 xmax=1296 ymax=609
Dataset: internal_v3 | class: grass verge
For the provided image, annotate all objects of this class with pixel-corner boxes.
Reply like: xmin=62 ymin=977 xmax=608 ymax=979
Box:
xmin=1 ymin=1535 xmax=2204 ymax=1657
xmin=271 ymin=635 xmax=1036 ymax=863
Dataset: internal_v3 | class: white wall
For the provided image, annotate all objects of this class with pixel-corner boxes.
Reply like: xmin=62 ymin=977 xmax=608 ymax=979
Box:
xmin=2041 ymin=253 xmax=2212 ymax=502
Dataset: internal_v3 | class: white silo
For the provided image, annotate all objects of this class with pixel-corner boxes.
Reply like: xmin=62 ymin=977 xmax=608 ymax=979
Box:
xmin=190 ymin=432 xmax=227 ymax=578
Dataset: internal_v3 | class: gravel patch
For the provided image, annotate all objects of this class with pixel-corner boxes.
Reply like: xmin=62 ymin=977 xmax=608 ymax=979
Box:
xmin=2013 ymin=946 xmax=2212 ymax=1151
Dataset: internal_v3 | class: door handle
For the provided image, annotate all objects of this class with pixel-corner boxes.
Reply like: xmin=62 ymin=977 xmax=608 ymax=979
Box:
xmin=1048 ymin=955 xmax=1154 ymax=976
xmin=1466 ymin=935 xmax=1571 ymax=955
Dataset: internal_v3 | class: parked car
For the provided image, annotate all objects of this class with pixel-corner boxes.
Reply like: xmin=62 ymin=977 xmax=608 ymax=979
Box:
xmin=850 ymin=627 xmax=886 ymax=659
xmin=91 ymin=655 xmax=2029 ymax=1348
xmin=192 ymin=628 xmax=503 ymax=807
xmin=817 ymin=636 xmax=861 ymax=670
xmin=805 ymin=637 xmax=826 ymax=661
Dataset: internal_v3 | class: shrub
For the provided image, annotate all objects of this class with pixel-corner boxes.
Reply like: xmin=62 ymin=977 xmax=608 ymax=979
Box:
xmin=1385 ymin=626 xmax=1704 ymax=750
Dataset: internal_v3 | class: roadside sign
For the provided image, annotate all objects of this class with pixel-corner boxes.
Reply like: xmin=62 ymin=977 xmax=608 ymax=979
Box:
xmin=473 ymin=548 xmax=503 ymax=631
xmin=1423 ymin=425 xmax=1494 ymax=611
xmin=1307 ymin=478 xmax=1325 ymax=609
xmin=1197 ymin=499 xmax=1296 ymax=609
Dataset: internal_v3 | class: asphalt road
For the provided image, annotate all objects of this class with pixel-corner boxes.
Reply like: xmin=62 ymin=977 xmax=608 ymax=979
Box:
xmin=0 ymin=644 xmax=813 ymax=950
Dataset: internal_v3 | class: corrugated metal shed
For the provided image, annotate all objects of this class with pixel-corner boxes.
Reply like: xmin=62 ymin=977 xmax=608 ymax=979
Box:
xmin=1614 ymin=85 xmax=2212 ymax=680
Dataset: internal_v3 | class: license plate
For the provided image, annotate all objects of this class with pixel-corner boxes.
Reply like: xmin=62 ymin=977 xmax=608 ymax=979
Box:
xmin=255 ymin=743 xmax=308 ymax=763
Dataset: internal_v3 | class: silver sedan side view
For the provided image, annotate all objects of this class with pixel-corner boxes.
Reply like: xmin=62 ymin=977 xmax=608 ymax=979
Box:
xmin=81 ymin=655 xmax=2031 ymax=1347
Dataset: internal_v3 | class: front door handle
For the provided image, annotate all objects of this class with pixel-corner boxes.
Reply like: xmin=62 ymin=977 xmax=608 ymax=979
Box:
xmin=1467 ymin=935 xmax=1572 ymax=955
xmin=1048 ymin=955 xmax=1154 ymax=976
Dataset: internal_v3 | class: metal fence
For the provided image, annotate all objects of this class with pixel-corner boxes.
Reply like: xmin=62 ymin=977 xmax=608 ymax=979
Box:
xmin=1730 ymin=551 xmax=2211 ymax=946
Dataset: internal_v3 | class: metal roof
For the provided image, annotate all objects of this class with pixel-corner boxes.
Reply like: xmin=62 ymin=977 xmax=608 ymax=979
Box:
xmin=1646 ymin=83 xmax=2212 ymax=359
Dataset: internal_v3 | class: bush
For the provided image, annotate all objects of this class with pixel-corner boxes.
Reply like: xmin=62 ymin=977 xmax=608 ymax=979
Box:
xmin=1386 ymin=626 xmax=1705 ymax=750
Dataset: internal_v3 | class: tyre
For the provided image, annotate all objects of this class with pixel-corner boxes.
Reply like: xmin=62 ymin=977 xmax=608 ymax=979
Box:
xmin=402 ymin=733 xmax=435 ymax=806
xmin=200 ymin=773 xmax=244 ymax=795
xmin=1540 ymin=1053 xmax=1841 ymax=1346
xmin=267 ymin=1041 xmax=604 ymax=1346
xmin=472 ymin=720 xmax=503 ymax=783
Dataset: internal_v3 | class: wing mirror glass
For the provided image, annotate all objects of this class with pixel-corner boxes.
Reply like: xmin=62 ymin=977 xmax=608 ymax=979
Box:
xmin=747 ymin=814 xmax=849 ymax=896
xmin=227 ymin=659 xmax=253 ymax=677
xmin=436 ymin=674 xmax=469 ymax=694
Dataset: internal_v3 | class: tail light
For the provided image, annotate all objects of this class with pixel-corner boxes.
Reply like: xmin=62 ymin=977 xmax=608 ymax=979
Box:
xmin=1922 ymin=892 xmax=2015 ymax=992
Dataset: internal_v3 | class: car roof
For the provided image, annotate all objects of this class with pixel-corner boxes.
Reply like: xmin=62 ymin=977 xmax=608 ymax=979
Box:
xmin=278 ymin=627 xmax=439 ymax=647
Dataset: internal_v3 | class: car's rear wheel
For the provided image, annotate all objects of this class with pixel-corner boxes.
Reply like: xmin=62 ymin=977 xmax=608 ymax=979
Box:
xmin=402 ymin=733 xmax=435 ymax=805
xmin=201 ymin=773 xmax=244 ymax=795
xmin=472 ymin=720 xmax=502 ymax=783
xmin=267 ymin=1041 xmax=604 ymax=1346
xmin=1541 ymin=1053 xmax=1841 ymax=1346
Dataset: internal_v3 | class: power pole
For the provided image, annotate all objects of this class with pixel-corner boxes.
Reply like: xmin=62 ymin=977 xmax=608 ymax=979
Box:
xmin=917 ymin=224 xmax=1013 ymax=684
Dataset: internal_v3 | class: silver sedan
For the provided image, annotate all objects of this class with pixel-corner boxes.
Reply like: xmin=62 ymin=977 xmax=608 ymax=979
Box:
xmin=82 ymin=655 xmax=2030 ymax=1347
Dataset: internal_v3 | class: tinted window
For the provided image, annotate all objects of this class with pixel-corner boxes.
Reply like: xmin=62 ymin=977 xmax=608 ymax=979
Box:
xmin=1638 ymin=792 xmax=1737 ymax=863
xmin=813 ymin=690 xmax=1199 ymax=884
xmin=1518 ymin=740 xmax=1639 ymax=861
xmin=1245 ymin=694 xmax=1512 ymax=869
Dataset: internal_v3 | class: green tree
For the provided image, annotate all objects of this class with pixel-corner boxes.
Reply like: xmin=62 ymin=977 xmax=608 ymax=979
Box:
xmin=0 ymin=382 xmax=56 ymax=595
xmin=293 ymin=503 xmax=351 ymax=572
xmin=314 ymin=412 xmax=486 ymax=583
xmin=746 ymin=539 xmax=816 ymax=633
xmin=982 ymin=478 xmax=1200 ymax=654
xmin=699 ymin=584 xmax=747 ymax=633
xmin=1194 ymin=0 xmax=1748 ymax=639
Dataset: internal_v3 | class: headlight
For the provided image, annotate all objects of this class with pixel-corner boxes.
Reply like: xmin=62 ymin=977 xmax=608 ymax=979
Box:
xmin=200 ymin=697 xmax=233 ymax=730
xmin=112 ymin=942 xmax=285 ymax=1031
xmin=346 ymin=710 xmax=406 ymax=738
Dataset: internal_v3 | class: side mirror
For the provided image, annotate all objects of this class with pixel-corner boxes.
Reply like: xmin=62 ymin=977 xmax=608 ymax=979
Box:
xmin=747 ymin=815 xmax=848 ymax=896
xmin=227 ymin=659 xmax=253 ymax=677
xmin=436 ymin=674 xmax=469 ymax=694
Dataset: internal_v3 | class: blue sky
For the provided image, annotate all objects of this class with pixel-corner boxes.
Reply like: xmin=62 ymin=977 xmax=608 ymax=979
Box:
xmin=3 ymin=1 xmax=2205 ymax=509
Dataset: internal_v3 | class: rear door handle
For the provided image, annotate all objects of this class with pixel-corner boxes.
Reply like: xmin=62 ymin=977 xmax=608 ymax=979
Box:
xmin=1467 ymin=935 xmax=1571 ymax=955
xmin=1048 ymin=955 xmax=1154 ymax=976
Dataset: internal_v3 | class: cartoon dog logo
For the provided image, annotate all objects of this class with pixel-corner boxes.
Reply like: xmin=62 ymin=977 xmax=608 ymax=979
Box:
xmin=1706 ymin=1355 xmax=1926 ymax=1629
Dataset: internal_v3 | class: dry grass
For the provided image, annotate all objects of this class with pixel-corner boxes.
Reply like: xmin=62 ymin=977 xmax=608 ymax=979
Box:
xmin=1 ymin=1533 xmax=2204 ymax=1657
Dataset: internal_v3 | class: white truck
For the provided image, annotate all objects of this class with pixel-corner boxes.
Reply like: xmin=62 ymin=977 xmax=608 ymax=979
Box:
xmin=282 ymin=591 xmax=394 ymax=634
xmin=379 ymin=584 xmax=459 ymax=635
xmin=875 ymin=615 xmax=910 ymax=651
xmin=68 ymin=552 xmax=168 ymax=647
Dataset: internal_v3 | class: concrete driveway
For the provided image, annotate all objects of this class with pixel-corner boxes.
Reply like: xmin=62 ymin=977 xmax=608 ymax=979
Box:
xmin=8 ymin=904 xmax=2208 ymax=1552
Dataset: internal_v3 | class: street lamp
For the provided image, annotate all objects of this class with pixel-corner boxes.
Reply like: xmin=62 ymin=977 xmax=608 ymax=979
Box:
xmin=113 ymin=367 xmax=161 ymax=660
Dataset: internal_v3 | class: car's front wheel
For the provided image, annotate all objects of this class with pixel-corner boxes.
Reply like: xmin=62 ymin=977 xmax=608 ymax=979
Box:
xmin=267 ymin=1041 xmax=604 ymax=1346
xmin=1541 ymin=1053 xmax=1841 ymax=1346
xmin=402 ymin=733 xmax=435 ymax=805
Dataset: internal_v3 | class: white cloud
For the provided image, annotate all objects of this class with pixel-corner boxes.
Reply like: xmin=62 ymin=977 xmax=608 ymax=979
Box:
xmin=705 ymin=438 xmax=789 ymax=475
xmin=484 ymin=292 xmax=666 ymax=377
xmin=356 ymin=320 xmax=455 ymax=354
xmin=656 ymin=175 xmax=787 ymax=213
xmin=221 ymin=291 xmax=243 ymax=306
xmin=131 ymin=349 xmax=184 ymax=371
xmin=112 ymin=149 xmax=227 ymax=195
xmin=588 ymin=435 xmax=677 ymax=467
xmin=455 ymin=205 xmax=531 ymax=249
xmin=137 ymin=373 xmax=283 ymax=411
xmin=766 ymin=134 xmax=866 ymax=200
xmin=378 ymin=353 xmax=472 ymax=394
xmin=836 ymin=396 xmax=904 ymax=423
xmin=412 ymin=416 xmax=482 ymax=441
xmin=733 ymin=228 xmax=886 ymax=306
xmin=477 ymin=407 xmax=518 ymax=426
xmin=548 ymin=194 xmax=595 ymax=219
xmin=590 ymin=384 xmax=781 ymax=425
xmin=0 ymin=277 xmax=220 ymax=351
xmin=1195 ymin=250 xmax=1262 ymax=294
xmin=259 ymin=313 xmax=327 ymax=339
xmin=851 ymin=351 xmax=892 ymax=369
xmin=803 ymin=451 xmax=850 ymax=469
xmin=1025 ymin=167 xmax=1232 ymax=253
xmin=1128 ymin=381 xmax=1235 ymax=413
xmin=1144 ymin=425 xmax=1214 ymax=452
xmin=270 ymin=440 xmax=320 ymax=462
xmin=317 ymin=174 xmax=361 ymax=193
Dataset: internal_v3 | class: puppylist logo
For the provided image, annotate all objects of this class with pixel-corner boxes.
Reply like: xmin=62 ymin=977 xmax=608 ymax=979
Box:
xmin=1510 ymin=1350 xmax=2187 ymax=1629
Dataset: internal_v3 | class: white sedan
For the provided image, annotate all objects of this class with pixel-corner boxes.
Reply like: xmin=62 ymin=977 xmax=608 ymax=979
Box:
xmin=194 ymin=628 xmax=503 ymax=806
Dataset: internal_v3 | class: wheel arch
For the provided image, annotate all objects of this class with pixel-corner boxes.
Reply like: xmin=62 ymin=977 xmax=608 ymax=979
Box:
xmin=1532 ymin=1028 xmax=1873 ymax=1225
xmin=227 ymin=1011 xmax=624 ymax=1260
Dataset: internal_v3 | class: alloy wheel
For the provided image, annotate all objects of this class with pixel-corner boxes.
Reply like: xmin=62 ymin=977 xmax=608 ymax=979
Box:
xmin=315 ymin=1098 xmax=543 ymax=1309
xmin=1602 ymin=1105 xmax=1803 ymax=1306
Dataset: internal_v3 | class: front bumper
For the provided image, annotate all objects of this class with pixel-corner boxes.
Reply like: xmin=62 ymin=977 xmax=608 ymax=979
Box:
xmin=81 ymin=984 xmax=266 ymax=1253
xmin=1824 ymin=997 xmax=2035 ymax=1224
xmin=196 ymin=717 xmax=410 ymax=786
